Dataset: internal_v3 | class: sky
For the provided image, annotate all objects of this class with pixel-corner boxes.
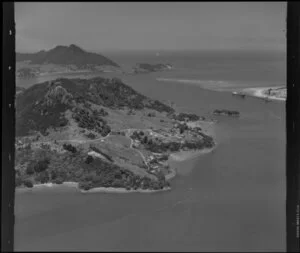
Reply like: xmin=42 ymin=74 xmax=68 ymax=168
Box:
xmin=15 ymin=2 xmax=286 ymax=53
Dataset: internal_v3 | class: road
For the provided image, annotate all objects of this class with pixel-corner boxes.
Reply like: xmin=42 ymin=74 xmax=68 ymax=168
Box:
xmin=32 ymin=133 xmax=111 ymax=146
xmin=127 ymin=132 xmax=150 ymax=170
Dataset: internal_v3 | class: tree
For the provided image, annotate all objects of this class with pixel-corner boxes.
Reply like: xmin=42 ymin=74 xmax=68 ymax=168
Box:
xmin=85 ymin=155 xmax=94 ymax=164
xmin=84 ymin=174 xmax=94 ymax=182
xmin=112 ymin=179 xmax=124 ymax=188
xmin=15 ymin=176 xmax=22 ymax=187
xmin=79 ymin=181 xmax=93 ymax=191
xmin=92 ymin=175 xmax=103 ymax=184
xmin=63 ymin=143 xmax=77 ymax=153
xmin=26 ymin=163 xmax=35 ymax=175
xmin=33 ymin=159 xmax=49 ymax=173
xmin=157 ymin=170 xmax=166 ymax=182
xmin=37 ymin=171 xmax=50 ymax=184
xmin=143 ymin=136 xmax=148 ymax=144
xmin=50 ymin=170 xmax=57 ymax=180
xmin=23 ymin=179 xmax=33 ymax=188
xmin=86 ymin=133 xmax=96 ymax=139
xmin=54 ymin=178 xmax=64 ymax=184
xmin=56 ymin=171 xmax=67 ymax=182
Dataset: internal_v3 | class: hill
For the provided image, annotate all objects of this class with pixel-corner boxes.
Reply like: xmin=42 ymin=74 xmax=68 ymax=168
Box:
xmin=16 ymin=77 xmax=174 ymax=137
xmin=15 ymin=76 xmax=215 ymax=192
xmin=16 ymin=44 xmax=119 ymax=68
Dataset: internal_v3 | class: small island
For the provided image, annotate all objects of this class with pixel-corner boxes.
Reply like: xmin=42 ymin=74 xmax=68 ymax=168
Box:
xmin=213 ymin=109 xmax=240 ymax=117
xmin=132 ymin=63 xmax=173 ymax=74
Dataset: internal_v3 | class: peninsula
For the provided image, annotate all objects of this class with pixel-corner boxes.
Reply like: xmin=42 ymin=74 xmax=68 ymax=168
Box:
xmin=15 ymin=77 xmax=215 ymax=193
xmin=232 ymin=86 xmax=286 ymax=101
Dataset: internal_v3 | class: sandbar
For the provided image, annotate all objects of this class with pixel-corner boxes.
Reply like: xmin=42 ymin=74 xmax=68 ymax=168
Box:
xmin=240 ymin=87 xmax=286 ymax=101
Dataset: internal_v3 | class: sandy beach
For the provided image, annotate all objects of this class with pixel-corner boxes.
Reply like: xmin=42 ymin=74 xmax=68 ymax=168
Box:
xmin=80 ymin=186 xmax=171 ymax=194
xmin=32 ymin=182 xmax=79 ymax=188
xmin=165 ymin=167 xmax=177 ymax=181
xmin=240 ymin=87 xmax=286 ymax=101
xmin=15 ymin=181 xmax=80 ymax=193
xmin=169 ymin=148 xmax=214 ymax=162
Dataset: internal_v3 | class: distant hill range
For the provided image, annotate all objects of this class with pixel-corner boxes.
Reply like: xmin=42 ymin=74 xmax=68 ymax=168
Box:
xmin=16 ymin=44 xmax=119 ymax=67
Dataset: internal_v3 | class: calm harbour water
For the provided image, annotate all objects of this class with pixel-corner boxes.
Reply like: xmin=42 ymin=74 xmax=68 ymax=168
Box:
xmin=15 ymin=51 xmax=286 ymax=251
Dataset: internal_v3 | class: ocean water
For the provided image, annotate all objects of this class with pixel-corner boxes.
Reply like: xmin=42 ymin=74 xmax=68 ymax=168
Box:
xmin=16 ymin=50 xmax=286 ymax=90
xmin=15 ymin=50 xmax=286 ymax=251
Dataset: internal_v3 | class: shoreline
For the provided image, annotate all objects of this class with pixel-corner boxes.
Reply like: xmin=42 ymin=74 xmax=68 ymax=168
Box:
xmin=16 ymin=181 xmax=171 ymax=194
xmin=165 ymin=166 xmax=177 ymax=181
xmin=238 ymin=87 xmax=286 ymax=101
xmin=15 ymin=146 xmax=214 ymax=194
xmin=169 ymin=147 xmax=215 ymax=162
xmin=156 ymin=78 xmax=286 ymax=102
xmin=80 ymin=186 xmax=171 ymax=194
xmin=16 ymin=121 xmax=216 ymax=194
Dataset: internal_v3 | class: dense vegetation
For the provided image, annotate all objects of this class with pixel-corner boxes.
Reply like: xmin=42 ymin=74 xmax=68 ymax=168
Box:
xmin=16 ymin=100 xmax=69 ymax=136
xmin=130 ymin=129 xmax=214 ymax=154
xmin=72 ymin=107 xmax=111 ymax=137
xmin=63 ymin=143 xmax=77 ymax=153
xmin=87 ymin=78 xmax=174 ymax=112
xmin=15 ymin=147 xmax=169 ymax=191
xmin=173 ymin=112 xmax=200 ymax=122
xmin=17 ymin=68 xmax=37 ymax=78
xmin=16 ymin=77 xmax=175 ymax=137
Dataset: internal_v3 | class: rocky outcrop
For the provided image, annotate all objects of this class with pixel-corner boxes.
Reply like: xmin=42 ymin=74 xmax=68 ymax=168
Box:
xmin=213 ymin=109 xmax=240 ymax=117
xmin=43 ymin=82 xmax=73 ymax=107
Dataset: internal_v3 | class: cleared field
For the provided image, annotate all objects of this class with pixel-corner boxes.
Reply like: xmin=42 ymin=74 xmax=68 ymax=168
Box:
xmin=103 ymin=107 xmax=174 ymax=131
xmin=105 ymin=135 xmax=131 ymax=148
xmin=90 ymin=141 xmax=144 ymax=167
